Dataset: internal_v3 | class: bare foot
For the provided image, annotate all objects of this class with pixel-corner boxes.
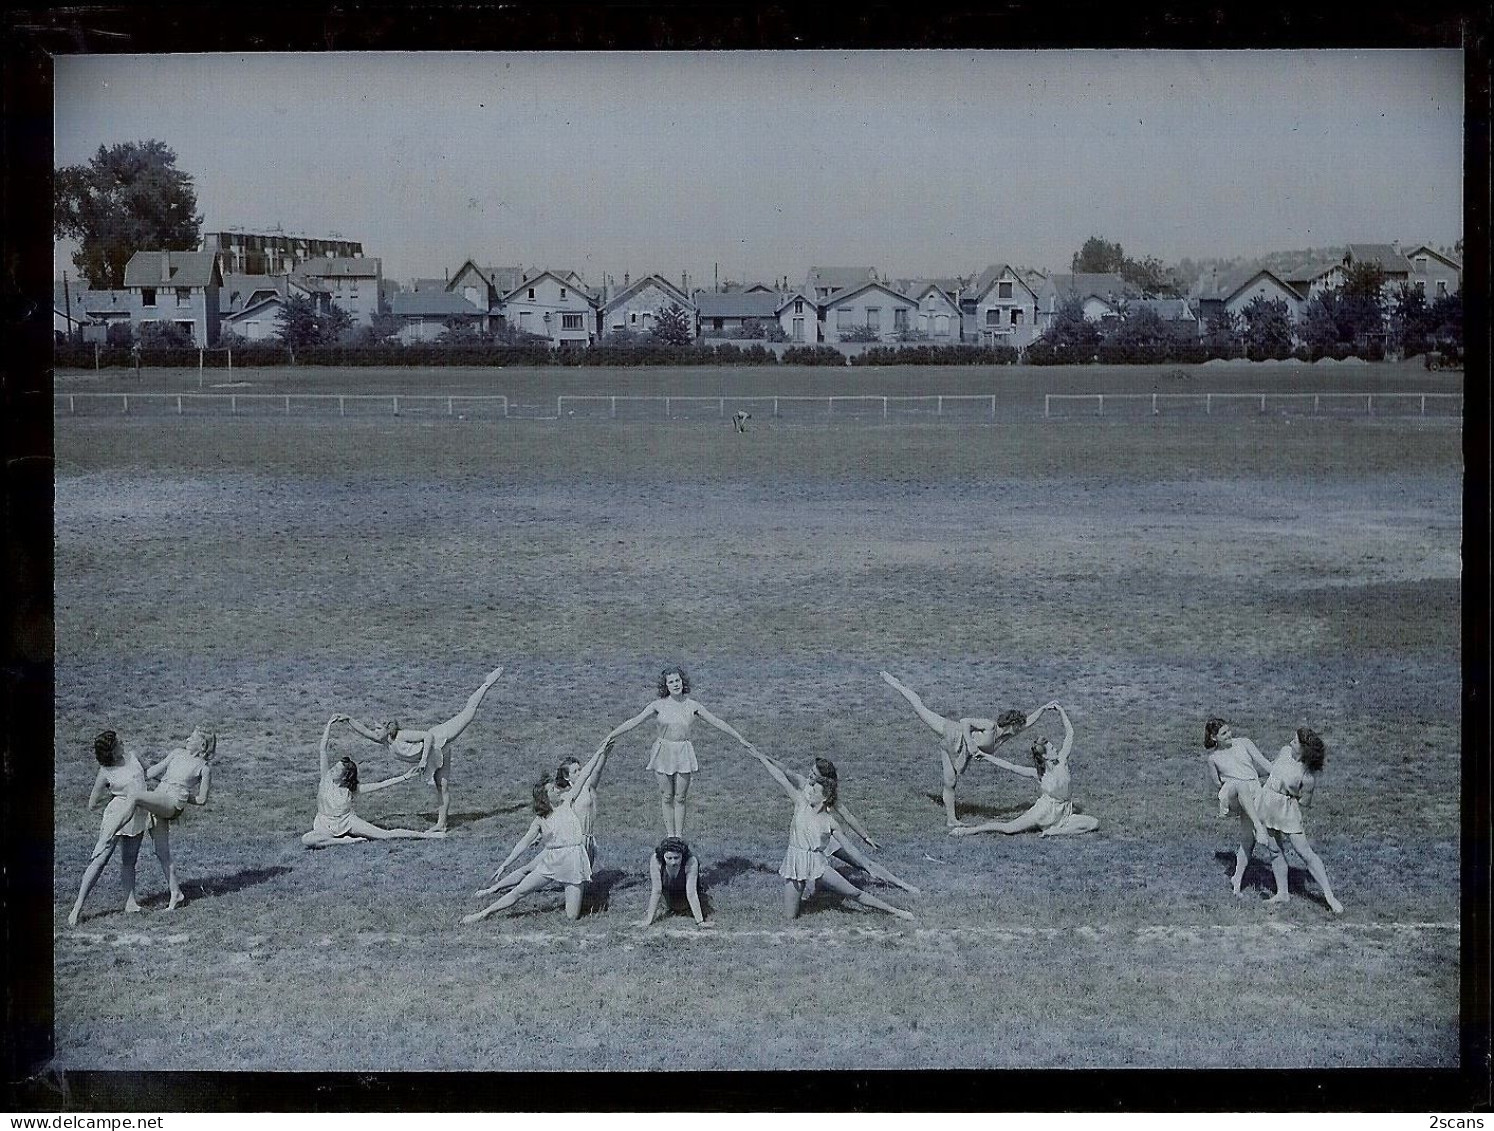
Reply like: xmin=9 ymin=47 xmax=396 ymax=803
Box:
xmin=425 ymin=829 xmax=447 ymax=839
xmin=124 ymin=897 xmax=142 ymax=914
xmin=67 ymin=907 xmax=82 ymax=928
xmin=1327 ymin=897 xmax=1345 ymax=915
xmin=948 ymin=826 xmax=974 ymax=836
xmin=485 ymin=666 xmax=505 ymax=685
xmin=460 ymin=911 xmax=487 ymax=925
xmin=167 ymin=890 xmax=185 ymax=911
xmin=898 ymin=882 xmax=922 ymax=895
xmin=1264 ymin=892 xmax=1289 ymax=906
xmin=893 ymin=908 xmax=916 ymax=921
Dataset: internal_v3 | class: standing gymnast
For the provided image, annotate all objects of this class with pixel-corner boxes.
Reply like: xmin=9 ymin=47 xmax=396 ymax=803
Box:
xmin=1258 ymin=727 xmax=1344 ymax=914
xmin=604 ymin=666 xmax=755 ymax=837
xmin=1203 ymin=717 xmax=1275 ymax=895
xmin=345 ymin=665 xmax=505 ymax=834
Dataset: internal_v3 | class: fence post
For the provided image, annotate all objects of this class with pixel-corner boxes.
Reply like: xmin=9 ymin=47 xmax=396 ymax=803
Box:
xmin=1314 ymin=395 xmax=1320 ymax=414
xmin=393 ymin=396 xmax=399 ymax=417
xmin=503 ymin=397 xmax=509 ymax=420
xmin=1152 ymin=393 xmax=1158 ymax=415
xmin=70 ymin=394 xmax=76 ymax=415
xmin=448 ymin=397 xmax=453 ymax=417
xmin=611 ymin=396 xmax=617 ymax=419
xmin=665 ymin=397 xmax=671 ymax=419
xmin=1260 ymin=394 xmax=1266 ymax=413
xmin=883 ymin=397 xmax=887 ymax=421
xmin=937 ymin=396 xmax=943 ymax=418
xmin=198 ymin=348 xmax=203 ymax=389
xmin=1098 ymin=394 xmax=1103 ymax=417
xmin=1206 ymin=394 xmax=1211 ymax=415
xmin=990 ymin=395 xmax=996 ymax=420
xmin=774 ymin=397 xmax=779 ymax=418
xmin=1367 ymin=395 xmax=1373 ymax=416
xmin=94 ymin=343 xmax=100 ymax=372
xmin=1421 ymin=395 xmax=1426 ymax=416
xmin=177 ymin=395 xmax=182 ymax=416
xmin=719 ymin=397 xmax=724 ymax=418
xmin=227 ymin=348 xmax=232 ymax=375
xmin=340 ymin=396 xmax=345 ymax=418
xmin=123 ymin=394 xmax=129 ymax=416
xmin=231 ymin=395 xmax=236 ymax=415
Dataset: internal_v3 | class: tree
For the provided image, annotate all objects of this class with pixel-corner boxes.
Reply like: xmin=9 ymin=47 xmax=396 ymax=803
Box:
xmin=1204 ymin=308 xmax=1243 ymax=350
xmin=1042 ymin=295 xmax=1102 ymax=355
xmin=1119 ymin=255 xmax=1182 ymax=298
xmin=1390 ymin=283 xmax=1431 ymax=355
xmin=54 ymin=140 xmax=203 ymax=289
xmin=1072 ymin=236 xmax=1126 ymax=274
xmin=1241 ymin=296 xmax=1294 ymax=356
xmin=650 ymin=302 xmax=694 ymax=346
xmin=1340 ymin=262 xmax=1387 ymax=344
xmin=437 ymin=318 xmax=483 ymax=345
xmin=105 ymin=321 xmax=135 ymax=348
xmin=137 ymin=321 xmax=195 ymax=349
xmin=276 ymin=295 xmax=351 ymax=352
xmin=1302 ymin=297 xmax=1343 ymax=350
xmin=1109 ymin=306 xmax=1172 ymax=349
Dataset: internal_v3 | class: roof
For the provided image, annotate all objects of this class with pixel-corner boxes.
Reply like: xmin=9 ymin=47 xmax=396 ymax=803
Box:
xmin=1402 ymin=245 xmax=1462 ymax=272
xmin=1282 ymin=260 xmax=1343 ymax=286
xmin=601 ymin=274 xmax=694 ymax=314
xmin=820 ymin=280 xmax=917 ymax=308
xmin=391 ymin=290 xmax=483 ymax=317
xmin=1221 ymin=268 xmax=1303 ymax=305
xmin=774 ymin=291 xmax=818 ymax=315
xmin=298 ymin=256 xmax=382 ymax=278
xmin=806 ymin=267 xmax=879 ymax=293
xmin=1042 ymin=272 xmax=1133 ymax=302
xmin=223 ymin=295 xmax=286 ymax=323
xmin=500 ymin=270 xmax=598 ymax=303
xmin=220 ymin=273 xmax=289 ymax=313
xmin=1344 ymin=244 xmax=1411 ymax=273
xmin=1130 ymin=298 xmax=1195 ymax=321
xmin=122 ymin=251 xmax=223 ymax=289
xmin=695 ymin=291 xmax=783 ymax=319
xmin=896 ymin=278 xmax=962 ymax=306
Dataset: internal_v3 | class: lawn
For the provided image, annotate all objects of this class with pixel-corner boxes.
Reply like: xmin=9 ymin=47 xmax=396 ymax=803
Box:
xmin=49 ymin=404 xmax=1462 ymax=1070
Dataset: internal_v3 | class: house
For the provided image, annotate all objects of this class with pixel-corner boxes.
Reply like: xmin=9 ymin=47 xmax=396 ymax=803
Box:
xmin=1343 ymin=243 xmax=1413 ymax=289
xmin=298 ymin=257 xmax=383 ymax=328
xmin=897 ymin=280 xmax=963 ymax=342
xmin=1219 ymin=268 xmax=1306 ymax=323
xmin=967 ymin=264 xmax=1042 ymax=348
xmin=1403 ymin=245 xmax=1461 ymax=300
xmin=1036 ymin=272 xmax=1135 ymax=329
xmin=202 ymin=229 xmax=363 ymax=275
xmin=122 ymin=250 xmax=224 ymax=345
xmin=390 ymin=287 xmax=486 ymax=344
xmin=218 ymin=274 xmax=338 ymax=342
xmin=775 ymin=291 xmax=819 ymax=344
xmin=498 ymin=270 xmax=598 ymax=346
xmin=65 ymin=288 xmax=132 ymax=344
xmin=805 ymin=266 xmax=880 ymax=302
xmin=446 ymin=261 xmax=526 ymax=315
xmin=820 ymin=281 xmax=917 ymax=344
xmin=1282 ymin=261 xmax=1345 ymax=302
xmin=600 ymin=274 xmax=696 ymax=338
xmin=1130 ymin=297 xmax=1202 ymax=341
xmin=695 ymin=290 xmax=783 ymax=338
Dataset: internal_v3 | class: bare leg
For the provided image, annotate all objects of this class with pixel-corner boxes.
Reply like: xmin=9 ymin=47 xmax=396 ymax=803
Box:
xmin=431 ymin=764 xmax=451 ymax=833
xmin=149 ymin=820 xmax=184 ymax=910
xmin=1265 ymin=833 xmax=1290 ymax=904
xmin=656 ymin=772 xmax=677 ymax=837
xmin=346 ymin=814 xmax=444 ymax=840
xmin=563 ymin=883 xmax=584 ymax=920
xmin=673 ymin=772 xmax=692 ymax=839
xmin=783 ymin=879 xmax=804 ymax=921
xmin=120 ymin=835 xmax=142 ymax=912
xmin=949 ymin=806 xmax=1046 ymax=836
xmin=940 ymin=748 xmax=963 ymax=828
xmin=302 ymin=829 xmax=370 ymax=847
xmin=832 ymin=841 xmax=919 ymax=894
xmin=476 ymin=855 xmax=540 ymax=897
xmin=431 ymin=666 xmax=506 ymax=745
xmin=463 ymin=868 xmax=550 ymax=923
xmin=96 ymin=789 xmax=185 ymax=843
xmin=881 ymin=672 xmax=956 ymax=737
xmin=1231 ymin=810 xmax=1254 ymax=896
xmin=1288 ymin=832 xmax=1344 ymax=914
xmin=817 ymin=865 xmax=915 ymax=920
xmin=69 ymin=838 xmax=118 ymax=926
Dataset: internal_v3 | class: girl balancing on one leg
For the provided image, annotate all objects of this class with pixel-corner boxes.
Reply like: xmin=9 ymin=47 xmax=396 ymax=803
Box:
xmin=636 ymin=837 xmax=711 ymax=929
xmin=745 ymin=744 xmax=914 ymax=922
xmin=604 ymin=666 xmax=755 ymax=838
xmin=69 ymin=730 xmax=173 ymax=926
xmin=346 ymin=665 xmax=505 ymax=833
xmin=1203 ymin=717 xmax=1275 ymax=895
xmin=949 ymin=703 xmax=1100 ymax=837
xmin=465 ymin=738 xmax=615 ymax=924
xmin=301 ymin=716 xmax=442 ymax=847
xmin=1258 ymin=727 xmax=1344 ymax=915
xmin=880 ymin=671 xmax=1050 ymax=828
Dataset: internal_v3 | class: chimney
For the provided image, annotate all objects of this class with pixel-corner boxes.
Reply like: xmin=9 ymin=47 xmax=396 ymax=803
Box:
xmin=623 ymin=272 xmax=630 ymax=288
xmin=161 ymin=253 xmax=172 ymax=283
xmin=682 ymin=271 xmax=688 ymax=292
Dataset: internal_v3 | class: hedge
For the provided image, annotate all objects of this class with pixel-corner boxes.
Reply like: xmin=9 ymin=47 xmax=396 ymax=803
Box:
xmin=780 ymin=346 xmax=847 ymax=366
xmin=851 ymin=344 xmax=1019 ymax=366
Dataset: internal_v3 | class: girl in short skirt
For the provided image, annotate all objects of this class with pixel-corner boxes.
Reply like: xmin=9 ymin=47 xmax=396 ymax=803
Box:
xmin=301 ymin=715 xmax=439 ymax=847
xmin=1259 ymin=727 xmax=1344 ymax=914
xmin=949 ymin=703 xmax=1100 ymax=837
xmin=746 ymin=744 xmax=914 ymax=922
xmin=604 ymin=666 xmax=755 ymax=838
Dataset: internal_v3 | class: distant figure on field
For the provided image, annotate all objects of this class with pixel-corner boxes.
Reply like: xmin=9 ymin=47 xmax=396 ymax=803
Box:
xmin=465 ymin=739 xmax=614 ymax=923
xmin=636 ymin=837 xmax=711 ymax=928
xmin=949 ymin=703 xmax=1099 ymax=837
xmin=1259 ymin=727 xmax=1344 ymax=914
xmin=1203 ymin=717 xmax=1274 ymax=895
xmin=68 ymin=730 xmax=177 ymax=926
xmin=732 ymin=410 xmax=751 ymax=433
xmin=301 ymin=715 xmax=441 ymax=847
xmin=346 ymin=665 xmax=505 ymax=833
xmin=880 ymin=671 xmax=1050 ymax=827
xmin=746 ymin=743 xmax=914 ymax=922
xmin=604 ymin=666 xmax=755 ymax=838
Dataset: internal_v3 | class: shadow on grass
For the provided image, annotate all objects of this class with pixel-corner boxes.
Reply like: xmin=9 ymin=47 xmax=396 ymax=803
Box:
xmin=410 ymin=808 xmax=520 ymax=831
xmin=924 ymin=792 xmax=1030 ymax=821
xmin=700 ymin=855 xmax=777 ymax=889
xmin=179 ymin=865 xmax=293 ymax=903
xmin=586 ymin=867 xmax=642 ymax=915
xmin=1212 ymin=850 xmax=1328 ymax=904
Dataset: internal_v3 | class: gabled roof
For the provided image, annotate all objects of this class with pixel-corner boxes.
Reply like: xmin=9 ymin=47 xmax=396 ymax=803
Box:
xmin=391 ymin=290 xmax=484 ymax=317
xmin=1282 ymin=260 xmax=1343 ymax=286
xmin=1344 ymin=244 xmax=1411 ymax=273
xmin=71 ymin=289 xmax=132 ymax=314
xmin=897 ymin=279 xmax=962 ymax=307
xmin=1042 ymin=272 xmax=1132 ymax=302
xmin=601 ymin=273 xmax=694 ymax=315
xmin=122 ymin=251 xmax=223 ymax=289
xmin=806 ymin=266 xmax=879 ymax=293
xmin=820 ymin=280 xmax=916 ymax=308
xmin=969 ymin=264 xmax=1041 ymax=304
xmin=223 ymin=295 xmax=286 ymax=323
xmin=220 ymin=273 xmax=290 ymax=314
xmin=1402 ymin=245 xmax=1462 ymax=272
xmin=1221 ymin=268 xmax=1303 ymax=305
xmin=499 ymin=270 xmax=599 ymax=305
xmin=299 ymin=256 xmax=381 ymax=278
xmin=695 ymin=291 xmax=783 ymax=319
xmin=774 ymin=290 xmax=818 ymax=316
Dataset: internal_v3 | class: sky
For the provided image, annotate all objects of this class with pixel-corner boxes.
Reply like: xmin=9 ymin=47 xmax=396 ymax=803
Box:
xmin=53 ymin=50 xmax=1465 ymax=287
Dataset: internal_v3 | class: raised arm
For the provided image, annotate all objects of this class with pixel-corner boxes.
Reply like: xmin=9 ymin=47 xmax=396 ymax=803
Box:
xmin=1026 ymin=702 xmax=1057 ymax=729
xmin=747 ymin=745 xmax=801 ymax=801
xmin=1054 ymin=705 xmax=1074 ymax=763
xmin=86 ymin=768 xmax=109 ymax=811
xmin=604 ymin=702 xmax=658 ymax=742
xmin=751 ymin=745 xmax=808 ymax=790
xmin=144 ymin=753 xmax=172 ymax=781
xmin=345 ymin=718 xmax=386 ymax=743
xmin=974 ymin=753 xmax=1040 ymax=779
xmin=695 ymin=704 xmax=752 ymax=747
xmin=319 ymin=716 xmax=346 ymax=778
xmin=568 ymin=738 xmax=615 ymax=796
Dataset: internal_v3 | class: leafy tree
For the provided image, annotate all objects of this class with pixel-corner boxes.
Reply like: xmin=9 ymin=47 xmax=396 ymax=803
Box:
xmin=365 ymin=310 xmax=403 ymax=345
xmin=1072 ymin=236 xmax=1126 ymax=274
xmin=276 ymin=295 xmax=351 ymax=351
xmin=1041 ymin=295 xmax=1101 ymax=353
xmin=437 ymin=318 xmax=483 ymax=345
xmin=650 ymin=302 xmax=694 ymax=346
xmin=105 ymin=321 xmax=135 ymax=348
xmin=1428 ymin=290 xmax=1462 ymax=345
xmin=1302 ymin=297 xmax=1343 ymax=349
xmin=1119 ymin=255 xmax=1182 ymax=298
xmin=1390 ymin=283 xmax=1431 ymax=354
xmin=1109 ymin=306 xmax=1174 ymax=348
xmin=1203 ymin=308 xmax=1243 ymax=349
xmin=1241 ymin=296 xmax=1294 ymax=355
xmin=138 ymin=320 xmax=196 ymax=348
xmin=839 ymin=324 xmax=881 ymax=343
xmin=54 ymin=140 xmax=203 ymax=289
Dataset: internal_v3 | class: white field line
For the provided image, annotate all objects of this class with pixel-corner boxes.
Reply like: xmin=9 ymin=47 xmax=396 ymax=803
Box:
xmin=59 ymin=920 xmax=1459 ymax=949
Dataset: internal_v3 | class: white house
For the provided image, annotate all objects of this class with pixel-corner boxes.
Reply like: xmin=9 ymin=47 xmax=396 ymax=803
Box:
xmin=1403 ymin=245 xmax=1461 ymax=300
xmin=298 ymin=257 xmax=383 ymax=328
xmin=122 ymin=250 xmax=224 ymax=345
xmin=968 ymin=264 xmax=1042 ymax=348
xmin=1222 ymin=269 xmax=1306 ymax=323
xmin=899 ymin=280 xmax=963 ymax=342
xmin=820 ymin=281 xmax=917 ymax=344
xmin=498 ymin=270 xmax=598 ymax=346
xmin=1035 ymin=272 xmax=1134 ymax=330
xmin=775 ymin=291 xmax=819 ymax=344
xmin=805 ymin=266 xmax=879 ymax=303
xmin=600 ymin=274 xmax=695 ymax=338
xmin=390 ymin=287 xmax=485 ymax=343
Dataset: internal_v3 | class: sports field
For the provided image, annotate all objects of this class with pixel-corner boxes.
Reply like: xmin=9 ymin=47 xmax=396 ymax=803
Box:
xmin=51 ymin=364 xmax=1462 ymax=1070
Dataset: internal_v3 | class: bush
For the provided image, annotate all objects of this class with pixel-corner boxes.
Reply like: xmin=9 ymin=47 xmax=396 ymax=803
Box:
xmin=837 ymin=325 xmax=881 ymax=343
xmin=851 ymin=344 xmax=1019 ymax=366
xmin=105 ymin=322 xmax=135 ymax=347
xmin=137 ymin=321 xmax=196 ymax=349
xmin=781 ymin=345 xmax=847 ymax=366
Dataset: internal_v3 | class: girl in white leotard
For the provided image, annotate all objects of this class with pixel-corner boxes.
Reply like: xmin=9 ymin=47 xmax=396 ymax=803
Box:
xmin=1259 ymin=727 xmax=1344 ymax=915
xmin=1203 ymin=718 xmax=1276 ymax=895
xmin=604 ymin=667 xmax=755 ymax=838
xmin=301 ymin=715 xmax=442 ymax=847
xmin=950 ymin=704 xmax=1100 ymax=838
xmin=476 ymin=744 xmax=607 ymax=895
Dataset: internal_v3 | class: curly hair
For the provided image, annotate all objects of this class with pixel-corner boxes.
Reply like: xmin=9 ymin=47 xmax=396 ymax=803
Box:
xmin=1204 ymin=717 xmax=1228 ymax=750
xmin=554 ymin=757 xmax=582 ymax=790
xmin=531 ymin=777 xmax=554 ymax=818
xmin=94 ymin=730 xmax=120 ymax=766
xmin=997 ymin=709 xmax=1027 ymax=731
xmin=1030 ymin=736 xmax=1050 ymax=770
xmin=815 ymin=775 xmax=839 ymax=807
xmin=656 ymin=667 xmax=691 ymax=698
xmin=813 ymin=757 xmax=838 ymax=782
xmin=655 ymin=836 xmax=691 ymax=865
xmin=335 ymin=755 xmax=360 ymax=793
xmin=1296 ymin=727 xmax=1327 ymax=772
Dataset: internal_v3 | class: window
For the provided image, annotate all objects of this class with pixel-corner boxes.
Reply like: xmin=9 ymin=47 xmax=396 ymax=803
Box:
xmin=560 ymin=288 xmax=567 ymax=298
xmin=528 ymin=288 xmax=536 ymax=300
xmin=519 ymin=311 xmax=532 ymax=330
xmin=1011 ymin=308 xmax=1023 ymax=325
xmin=894 ymin=308 xmax=909 ymax=330
xmin=142 ymin=288 xmax=156 ymax=307
xmin=794 ymin=300 xmax=803 ymax=314
xmin=998 ymin=281 xmax=1013 ymax=298
xmin=792 ymin=317 xmax=804 ymax=341
xmin=1416 ymin=256 xmax=1428 ymax=269
xmin=1416 ymin=280 xmax=1427 ymax=295
xmin=176 ymin=288 xmax=191 ymax=305
xmin=1437 ymin=280 xmax=1448 ymax=297
xmin=714 ymin=318 xmax=724 ymax=330
xmin=562 ymin=313 xmax=582 ymax=330
xmin=866 ymin=307 xmax=881 ymax=330
xmin=836 ymin=307 xmax=853 ymax=329
xmin=986 ymin=308 xmax=1001 ymax=325
xmin=631 ymin=313 xmax=638 ymax=324
xmin=935 ymin=315 xmax=950 ymax=336
xmin=176 ymin=320 xmax=195 ymax=343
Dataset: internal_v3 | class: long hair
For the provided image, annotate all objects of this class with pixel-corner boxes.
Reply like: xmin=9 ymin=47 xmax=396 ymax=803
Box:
xmin=531 ymin=778 xmax=554 ymax=818
xmin=656 ymin=667 xmax=691 ymax=698
xmin=1030 ymin=737 xmax=1050 ymax=772
xmin=1204 ymin=718 xmax=1228 ymax=750
xmin=813 ymin=757 xmax=838 ymax=782
xmin=997 ymin=709 xmax=1026 ymax=731
xmin=1296 ymin=727 xmax=1327 ymax=772
xmin=336 ymin=755 xmax=360 ymax=793
xmin=94 ymin=730 xmax=120 ymax=766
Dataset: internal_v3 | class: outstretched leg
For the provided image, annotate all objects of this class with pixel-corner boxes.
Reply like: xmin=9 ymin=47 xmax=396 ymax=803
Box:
xmin=302 ymin=829 xmax=370 ymax=847
xmin=95 ymin=788 xmax=184 ymax=843
xmin=1287 ymin=832 xmax=1344 ymax=914
xmin=463 ymin=868 xmax=550 ymax=923
xmin=831 ymin=840 xmax=919 ymax=894
xmin=949 ymin=803 xmax=1046 ymax=836
xmin=476 ymin=855 xmax=540 ymax=897
xmin=346 ymin=814 xmax=444 ymax=840
xmin=881 ymin=672 xmax=955 ymax=737
xmin=431 ymin=666 xmax=505 ymax=745
xmin=68 ymin=838 xmax=119 ymax=927
xmin=817 ymin=865 xmax=915 ymax=920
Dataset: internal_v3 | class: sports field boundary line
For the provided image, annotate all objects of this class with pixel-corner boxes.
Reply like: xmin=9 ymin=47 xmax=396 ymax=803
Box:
xmin=1044 ymin=391 xmax=1464 ymax=417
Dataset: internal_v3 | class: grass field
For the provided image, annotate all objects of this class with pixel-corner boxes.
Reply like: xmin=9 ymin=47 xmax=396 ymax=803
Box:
xmin=50 ymin=375 xmax=1463 ymax=1070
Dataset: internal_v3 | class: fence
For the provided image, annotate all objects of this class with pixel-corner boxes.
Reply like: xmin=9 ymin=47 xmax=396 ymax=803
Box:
xmin=53 ymin=393 xmax=510 ymax=419
xmin=554 ymin=394 xmax=999 ymax=422
xmin=1043 ymin=392 xmax=1465 ymax=419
